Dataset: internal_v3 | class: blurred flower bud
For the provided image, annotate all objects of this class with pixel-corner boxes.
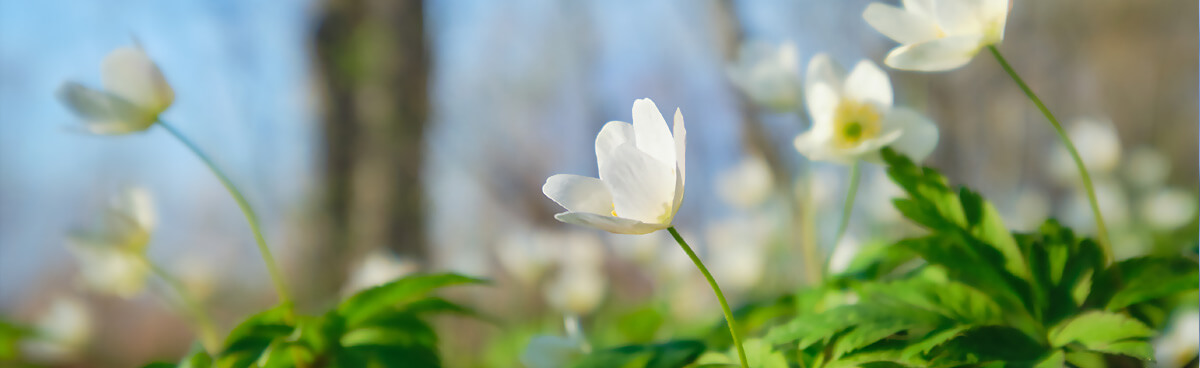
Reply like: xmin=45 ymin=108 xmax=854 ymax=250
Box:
xmin=58 ymin=45 xmax=174 ymax=134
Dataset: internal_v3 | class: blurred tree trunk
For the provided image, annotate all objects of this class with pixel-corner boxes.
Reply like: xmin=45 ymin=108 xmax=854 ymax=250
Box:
xmin=308 ymin=0 xmax=428 ymax=301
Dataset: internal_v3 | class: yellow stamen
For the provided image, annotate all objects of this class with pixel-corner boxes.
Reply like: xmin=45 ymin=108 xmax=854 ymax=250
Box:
xmin=831 ymin=100 xmax=882 ymax=149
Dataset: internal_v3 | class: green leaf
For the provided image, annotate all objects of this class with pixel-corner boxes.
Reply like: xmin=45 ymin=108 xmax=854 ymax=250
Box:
xmin=1032 ymin=350 xmax=1065 ymax=368
xmin=1103 ymin=256 xmax=1199 ymax=311
xmin=338 ymin=273 xmax=485 ymax=327
xmin=0 ymin=319 xmax=30 ymax=360
xmin=900 ymin=325 xmax=975 ymax=360
xmin=572 ymin=341 xmax=706 ymax=368
xmin=217 ymin=304 xmax=294 ymax=368
xmin=882 ymin=149 xmax=1032 ymax=287
xmin=1048 ymin=310 xmax=1155 ymax=359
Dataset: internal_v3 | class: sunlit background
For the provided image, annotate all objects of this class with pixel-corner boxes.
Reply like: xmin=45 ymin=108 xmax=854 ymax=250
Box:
xmin=1 ymin=0 xmax=1196 ymax=366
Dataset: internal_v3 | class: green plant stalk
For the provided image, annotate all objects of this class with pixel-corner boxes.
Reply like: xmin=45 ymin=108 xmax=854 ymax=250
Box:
xmin=142 ymin=257 xmax=221 ymax=352
xmin=159 ymin=120 xmax=295 ymax=311
xmin=666 ymin=227 xmax=748 ymax=368
xmin=827 ymin=160 xmax=861 ymax=273
xmin=797 ymin=162 xmax=824 ymax=285
xmin=987 ymin=46 xmax=1113 ymax=264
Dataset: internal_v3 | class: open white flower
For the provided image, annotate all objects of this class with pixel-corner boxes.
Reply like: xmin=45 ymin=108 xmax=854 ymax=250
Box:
xmin=543 ymin=98 xmax=686 ymax=235
xmin=67 ymin=188 xmax=156 ymax=298
xmin=727 ymin=41 xmax=803 ymax=111
xmin=58 ymin=45 xmax=174 ymax=134
xmin=20 ymin=296 xmax=93 ymax=363
xmin=794 ymin=54 xmax=938 ymax=164
xmin=863 ymin=0 xmax=1010 ymax=71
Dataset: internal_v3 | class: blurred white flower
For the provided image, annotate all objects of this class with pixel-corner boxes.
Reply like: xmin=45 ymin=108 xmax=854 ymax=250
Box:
xmin=1010 ymin=189 xmax=1051 ymax=232
xmin=1063 ymin=179 xmax=1128 ymax=232
xmin=67 ymin=188 xmax=156 ymax=298
xmin=495 ymin=228 xmax=558 ymax=286
xmin=543 ymin=98 xmax=686 ymax=235
xmin=520 ymin=335 xmax=586 ymax=368
xmin=20 ymin=296 xmax=93 ymax=362
xmin=1155 ymin=310 xmax=1199 ymax=368
xmin=341 ymin=248 xmax=419 ymax=296
xmin=706 ymin=216 xmax=771 ymax=292
xmin=727 ymin=41 xmax=803 ymax=112
xmin=717 ymin=154 xmax=774 ymax=209
xmin=1139 ymin=188 xmax=1197 ymax=231
xmin=794 ymin=54 xmax=938 ymax=164
xmin=1049 ymin=118 xmax=1121 ymax=183
xmin=827 ymin=234 xmax=862 ymax=275
xmin=543 ymin=237 xmax=607 ymax=315
xmin=1124 ymin=146 xmax=1171 ymax=190
xmin=863 ymin=0 xmax=1010 ymax=71
xmin=58 ymin=45 xmax=174 ymax=134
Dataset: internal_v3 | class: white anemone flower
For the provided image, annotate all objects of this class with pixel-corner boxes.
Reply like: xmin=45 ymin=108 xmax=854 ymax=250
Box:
xmin=727 ymin=41 xmax=803 ymax=112
xmin=863 ymin=0 xmax=1010 ymax=71
xmin=794 ymin=54 xmax=938 ymax=164
xmin=717 ymin=153 xmax=774 ymax=209
xmin=543 ymin=98 xmax=686 ymax=235
xmin=58 ymin=45 xmax=174 ymax=134
xmin=341 ymin=248 xmax=419 ymax=296
xmin=1155 ymin=310 xmax=1199 ymax=368
xmin=20 ymin=296 xmax=93 ymax=362
xmin=67 ymin=188 xmax=156 ymax=298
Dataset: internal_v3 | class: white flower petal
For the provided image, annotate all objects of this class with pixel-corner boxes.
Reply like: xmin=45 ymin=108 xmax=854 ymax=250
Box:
xmin=542 ymin=174 xmax=615 ymax=215
xmin=902 ymin=0 xmax=938 ymax=19
xmin=844 ymin=60 xmax=893 ymax=109
xmin=805 ymin=54 xmax=845 ymax=125
xmin=884 ymin=34 xmax=984 ymax=71
xmin=631 ymin=98 xmax=676 ymax=167
xmin=882 ymin=107 xmax=939 ymax=162
xmin=553 ymin=212 xmax=667 ymax=235
xmin=595 ymin=120 xmax=634 ymax=168
xmin=863 ymin=3 xmax=942 ymax=45
xmin=57 ymin=82 xmax=153 ymax=134
xmin=101 ymin=46 xmax=173 ymax=114
xmin=931 ymin=0 xmax=987 ymax=35
xmin=671 ymin=108 xmax=687 ymax=214
xmin=598 ymin=143 xmax=677 ymax=224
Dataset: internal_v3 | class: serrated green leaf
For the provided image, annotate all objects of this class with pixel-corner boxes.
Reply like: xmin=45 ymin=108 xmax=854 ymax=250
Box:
xmin=1049 ymin=310 xmax=1155 ymax=358
xmin=217 ymin=304 xmax=294 ymax=368
xmin=338 ymin=273 xmax=485 ymax=327
xmin=900 ymin=325 xmax=975 ymax=360
xmin=1103 ymin=257 xmax=1199 ymax=311
xmin=572 ymin=341 xmax=705 ymax=368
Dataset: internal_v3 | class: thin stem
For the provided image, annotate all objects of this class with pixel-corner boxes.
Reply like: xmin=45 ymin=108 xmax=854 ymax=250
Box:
xmin=666 ymin=227 xmax=748 ymax=368
xmin=827 ymin=160 xmax=861 ymax=273
xmin=158 ymin=120 xmax=295 ymax=309
xmin=142 ymin=257 xmax=221 ymax=352
xmin=987 ymin=46 xmax=1113 ymax=264
xmin=797 ymin=162 xmax=824 ymax=285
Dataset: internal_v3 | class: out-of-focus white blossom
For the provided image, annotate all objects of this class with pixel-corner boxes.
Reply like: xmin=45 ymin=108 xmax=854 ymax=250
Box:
xmin=863 ymin=0 xmax=1010 ymax=71
xmin=341 ymin=248 xmax=419 ymax=296
xmin=67 ymin=188 xmax=156 ymax=298
xmin=20 ymin=296 xmax=93 ymax=362
xmin=717 ymin=154 xmax=774 ymax=209
xmin=58 ymin=45 xmax=174 ymax=134
xmin=1010 ymin=189 xmax=1051 ymax=232
xmin=1063 ymin=179 xmax=1128 ymax=233
xmin=543 ymin=99 xmax=686 ymax=235
xmin=727 ymin=41 xmax=803 ymax=112
xmin=1155 ymin=310 xmax=1199 ymax=368
xmin=706 ymin=216 xmax=771 ymax=292
xmin=1139 ymin=188 xmax=1197 ymax=231
xmin=1124 ymin=146 xmax=1171 ymax=190
xmin=495 ymin=228 xmax=558 ymax=285
xmin=794 ymin=54 xmax=938 ymax=164
xmin=1049 ymin=118 xmax=1122 ymax=184
xmin=827 ymin=234 xmax=862 ymax=275
xmin=542 ymin=234 xmax=607 ymax=315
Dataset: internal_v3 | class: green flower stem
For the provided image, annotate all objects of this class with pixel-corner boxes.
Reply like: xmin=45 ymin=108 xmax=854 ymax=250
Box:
xmin=666 ymin=227 xmax=748 ymax=368
xmin=142 ymin=257 xmax=221 ymax=352
xmin=827 ymin=160 xmax=861 ymax=272
xmin=797 ymin=162 xmax=824 ymax=285
xmin=987 ymin=45 xmax=1113 ymax=264
xmin=159 ymin=120 xmax=295 ymax=311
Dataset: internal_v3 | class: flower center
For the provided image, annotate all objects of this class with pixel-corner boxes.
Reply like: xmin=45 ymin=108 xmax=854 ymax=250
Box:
xmin=832 ymin=100 xmax=882 ymax=149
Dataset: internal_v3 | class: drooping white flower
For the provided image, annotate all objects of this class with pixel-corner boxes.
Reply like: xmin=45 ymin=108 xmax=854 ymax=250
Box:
xmin=543 ymin=237 xmax=607 ymax=315
xmin=863 ymin=0 xmax=1010 ymax=71
xmin=543 ymin=98 xmax=686 ymax=235
xmin=20 ymin=296 xmax=93 ymax=362
xmin=58 ymin=45 xmax=174 ymax=134
xmin=727 ymin=41 xmax=803 ymax=111
xmin=67 ymin=188 xmax=156 ymax=298
xmin=794 ymin=54 xmax=938 ymax=164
